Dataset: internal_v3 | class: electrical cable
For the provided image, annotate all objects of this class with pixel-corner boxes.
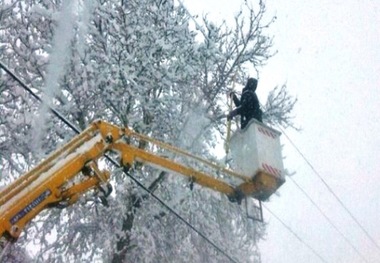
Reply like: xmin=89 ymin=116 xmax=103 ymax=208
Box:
xmin=0 ymin=61 xmax=80 ymax=134
xmin=123 ymin=168 xmax=240 ymax=263
xmin=289 ymin=176 xmax=369 ymax=263
xmin=279 ymin=127 xmax=380 ymax=254
xmin=0 ymin=61 xmax=239 ymax=263
xmin=260 ymin=99 xmax=370 ymax=261
xmin=263 ymin=204 xmax=329 ymax=263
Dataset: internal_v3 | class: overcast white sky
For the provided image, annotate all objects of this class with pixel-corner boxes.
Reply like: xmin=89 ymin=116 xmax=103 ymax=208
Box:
xmin=185 ymin=0 xmax=380 ymax=262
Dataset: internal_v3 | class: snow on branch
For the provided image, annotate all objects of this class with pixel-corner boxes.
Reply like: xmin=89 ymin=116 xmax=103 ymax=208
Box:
xmin=263 ymin=84 xmax=299 ymax=130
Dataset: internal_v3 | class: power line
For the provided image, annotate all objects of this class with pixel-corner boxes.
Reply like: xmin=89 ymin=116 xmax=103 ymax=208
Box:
xmin=0 ymin=61 xmax=80 ymax=134
xmin=289 ymin=176 xmax=369 ymax=263
xmin=263 ymin=204 xmax=329 ymax=263
xmin=257 ymin=102 xmax=370 ymax=261
xmin=279 ymin=127 xmax=380 ymax=254
xmin=261 ymin=110 xmax=371 ymax=260
xmin=0 ymin=61 xmax=239 ymax=263
xmin=123 ymin=168 xmax=240 ymax=263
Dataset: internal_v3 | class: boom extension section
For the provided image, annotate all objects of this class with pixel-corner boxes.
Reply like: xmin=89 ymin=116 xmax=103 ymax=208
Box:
xmin=0 ymin=120 xmax=279 ymax=241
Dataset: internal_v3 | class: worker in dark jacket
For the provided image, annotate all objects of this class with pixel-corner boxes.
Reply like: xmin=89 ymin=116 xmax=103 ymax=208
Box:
xmin=227 ymin=78 xmax=262 ymax=129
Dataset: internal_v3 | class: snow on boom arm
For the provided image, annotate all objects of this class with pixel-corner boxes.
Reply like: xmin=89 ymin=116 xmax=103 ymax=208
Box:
xmin=0 ymin=120 xmax=284 ymax=242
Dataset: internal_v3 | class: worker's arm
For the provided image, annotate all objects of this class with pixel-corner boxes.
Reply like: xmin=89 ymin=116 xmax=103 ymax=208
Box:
xmin=231 ymin=92 xmax=241 ymax=107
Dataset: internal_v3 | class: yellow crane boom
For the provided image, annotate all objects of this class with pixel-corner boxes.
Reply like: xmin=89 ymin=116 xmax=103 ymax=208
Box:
xmin=0 ymin=120 xmax=283 ymax=241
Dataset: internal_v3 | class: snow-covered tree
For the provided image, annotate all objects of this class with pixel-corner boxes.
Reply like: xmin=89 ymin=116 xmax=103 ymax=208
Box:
xmin=0 ymin=0 xmax=296 ymax=262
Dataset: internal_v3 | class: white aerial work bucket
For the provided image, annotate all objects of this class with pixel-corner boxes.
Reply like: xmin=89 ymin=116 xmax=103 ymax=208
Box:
xmin=229 ymin=119 xmax=285 ymax=200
